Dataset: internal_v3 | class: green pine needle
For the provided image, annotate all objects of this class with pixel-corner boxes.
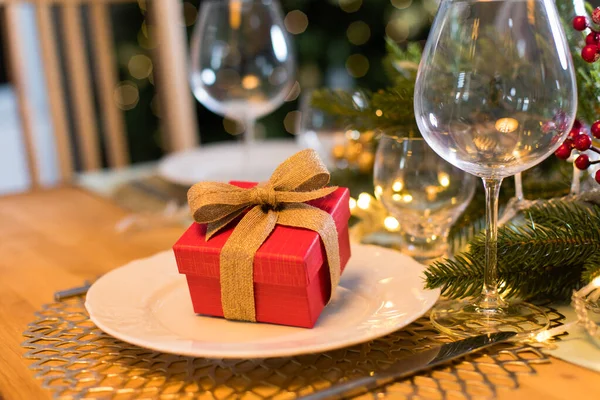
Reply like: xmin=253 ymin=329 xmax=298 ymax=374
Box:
xmin=583 ymin=253 xmax=600 ymax=283
xmin=426 ymin=200 xmax=600 ymax=301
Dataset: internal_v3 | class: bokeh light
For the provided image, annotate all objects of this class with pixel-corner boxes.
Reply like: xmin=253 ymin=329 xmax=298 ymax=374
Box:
xmin=183 ymin=2 xmax=198 ymax=27
xmin=384 ymin=216 xmax=400 ymax=232
xmin=113 ymin=81 xmax=139 ymax=110
xmin=391 ymin=0 xmax=413 ymax=10
xmin=347 ymin=21 xmax=371 ymax=45
xmin=223 ymin=118 xmax=245 ymax=135
xmin=128 ymin=54 xmax=153 ymax=80
xmin=339 ymin=0 xmax=362 ymax=13
xmin=241 ymin=75 xmax=260 ymax=90
xmin=386 ymin=19 xmax=410 ymax=42
xmin=285 ymin=81 xmax=302 ymax=102
xmin=284 ymin=111 xmax=302 ymax=134
xmin=357 ymin=192 xmax=371 ymax=209
xmin=345 ymin=54 xmax=370 ymax=78
xmin=284 ymin=10 xmax=309 ymax=34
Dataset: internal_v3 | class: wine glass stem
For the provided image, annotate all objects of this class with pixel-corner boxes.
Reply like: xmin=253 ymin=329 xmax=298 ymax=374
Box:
xmin=514 ymin=173 xmax=524 ymax=202
xmin=479 ymin=178 xmax=506 ymax=310
xmin=571 ymin=163 xmax=581 ymax=196
xmin=244 ymin=118 xmax=257 ymax=146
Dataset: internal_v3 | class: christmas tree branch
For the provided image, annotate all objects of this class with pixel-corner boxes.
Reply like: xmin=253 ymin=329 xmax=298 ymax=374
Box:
xmin=427 ymin=200 xmax=600 ymax=301
xmin=583 ymin=253 xmax=600 ymax=283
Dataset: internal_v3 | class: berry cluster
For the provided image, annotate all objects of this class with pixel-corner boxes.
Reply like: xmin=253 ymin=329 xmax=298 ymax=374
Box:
xmin=554 ymin=120 xmax=600 ymax=183
xmin=573 ymin=9 xmax=600 ymax=63
xmin=563 ymin=11 xmax=600 ymax=184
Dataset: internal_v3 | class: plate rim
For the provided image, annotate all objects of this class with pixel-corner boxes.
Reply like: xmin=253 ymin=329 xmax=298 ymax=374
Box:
xmin=86 ymin=244 xmax=440 ymax=359
xmin=157 ymin=140 xmax=303 ymax=186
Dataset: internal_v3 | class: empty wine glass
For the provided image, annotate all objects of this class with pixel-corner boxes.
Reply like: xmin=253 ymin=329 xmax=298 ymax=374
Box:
xmin=190 ymin=0 xmax=295 ymax=144
xmin=296 ymin=90 xmax=349 ymax=169
xmin=374 ymin=135 xmax=476 ymax=264
xmin=415 ymin=0 xmax=577 ymax=337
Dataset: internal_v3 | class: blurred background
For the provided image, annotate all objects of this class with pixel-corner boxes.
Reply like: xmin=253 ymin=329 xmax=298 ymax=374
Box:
xmin=0 ymin=0 xmax=440 ymax=194
xmin=0 ymin=0 xmax=597 ymax=194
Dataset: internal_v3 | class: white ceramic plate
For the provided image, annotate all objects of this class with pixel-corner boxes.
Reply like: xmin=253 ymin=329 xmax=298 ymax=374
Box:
xmin=157 ymin=140 xmax=304 ymax=186
xmin=85 ymin=244 xmax=440 ymax=359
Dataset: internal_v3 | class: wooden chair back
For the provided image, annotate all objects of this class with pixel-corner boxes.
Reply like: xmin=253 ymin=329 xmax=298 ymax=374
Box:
xmin=2 ymin=0 xmax=198 ymax=188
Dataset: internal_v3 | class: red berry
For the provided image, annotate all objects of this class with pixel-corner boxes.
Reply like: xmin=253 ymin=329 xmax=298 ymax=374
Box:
xmin=569 ymin=128 xmax=583 ymax=140
xmin=574 ymin=16 xmax=589 ymax=31
xmin=596 ymin=170 xmax=600 ymax=184
xmin=593 ymin=7 xmax=600 ymax=25
xmin=582 ymin=45 xmax=600 ymax=63
xmin=555 ymin=143 xmax=573 ymax=160
xmin=587 ymin=32 xmax=600 ymax=45
xmin=575 ymin=134 xmax=592 ymax=151
xmin=576 ymin=154 xmax=591 ymax=170
xmin=573 ymin=120 xmax=583 ymax=130
xmin=564 ymin=138 xmax=575 ymax=149
xmin=592 ymin=121 xmax=600 ymax=139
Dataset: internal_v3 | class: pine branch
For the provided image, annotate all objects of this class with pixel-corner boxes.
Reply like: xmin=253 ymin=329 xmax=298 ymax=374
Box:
xmin=427 ymin=200 xmax=600 ymax=301
xmin=472 ymin=222 xmax=599 ymax=269
xmin=383 ymin=39 xmax=421 ymax=82
xmin=583 ymin=253 xmax=600 ymax=283
xmin=525 ymin=199 xmax=600 ymax=229
xmin=310 ymin=89 xmax=369 ymax=122
xmin=425 ymin=248 xmax=584 ymax=300
xmin=311 ymin=80 xmax=420 ymax=136
xmin=424 ymin=254 xmax=483 ymax=299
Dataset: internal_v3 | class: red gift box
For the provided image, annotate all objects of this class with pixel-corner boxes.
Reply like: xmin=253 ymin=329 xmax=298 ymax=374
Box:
xmin=173 ymin=182 xmax=351 ymax=328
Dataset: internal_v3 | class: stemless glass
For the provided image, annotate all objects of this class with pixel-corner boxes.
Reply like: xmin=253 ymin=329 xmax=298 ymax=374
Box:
xmin=190 ymin=0 xmax=295 ymax=144
xmin=415 ymin=0 xmax=577 ymax=337
xmin=374 ymin=136 xmax=476 ymax=264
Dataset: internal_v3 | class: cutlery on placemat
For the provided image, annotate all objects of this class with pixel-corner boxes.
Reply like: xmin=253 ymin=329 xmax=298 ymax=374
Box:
xmin=299 ymin=331 xmax=517 ymax=400
xmin=54 ymin=281 xmax=95 ymax=301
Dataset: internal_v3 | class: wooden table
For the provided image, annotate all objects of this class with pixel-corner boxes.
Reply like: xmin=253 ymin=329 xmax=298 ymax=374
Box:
xmin=0 ymin=187 xmax=599 ymax=400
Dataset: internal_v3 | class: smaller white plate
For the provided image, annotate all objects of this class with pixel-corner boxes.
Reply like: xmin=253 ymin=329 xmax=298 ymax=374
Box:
xmin=85 ymin=244 xmax=440 ymax=359
xmin=157 ymin=140 xmax=304 ymax=186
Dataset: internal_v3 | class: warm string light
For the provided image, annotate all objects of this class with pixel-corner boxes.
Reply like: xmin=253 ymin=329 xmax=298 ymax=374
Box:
xmin=229 ymin=0 xmax=242 ymax=30
xmin=350 ymin=193 xmax=401 ymax=233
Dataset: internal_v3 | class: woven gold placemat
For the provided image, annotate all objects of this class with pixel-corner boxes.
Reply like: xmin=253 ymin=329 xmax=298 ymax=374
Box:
xmin=22 ymin=298 xmax=564 ymax=399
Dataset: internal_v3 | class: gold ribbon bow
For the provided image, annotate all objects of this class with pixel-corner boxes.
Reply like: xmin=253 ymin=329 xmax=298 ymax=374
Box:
xmin=188 ymin=149 xmax=341 ymax=322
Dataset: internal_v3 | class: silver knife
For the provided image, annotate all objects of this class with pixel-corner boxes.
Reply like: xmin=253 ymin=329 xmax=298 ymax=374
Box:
xmin=299 ymin=331 xmax=517 ymax=400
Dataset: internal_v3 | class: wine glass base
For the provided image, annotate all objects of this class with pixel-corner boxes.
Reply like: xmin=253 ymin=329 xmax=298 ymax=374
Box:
xmin=430 ymin=299 xmax=550 ymax=339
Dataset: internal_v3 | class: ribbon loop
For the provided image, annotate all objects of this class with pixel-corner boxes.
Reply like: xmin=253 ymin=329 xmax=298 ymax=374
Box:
xmin=187 ymin=149 xmax=342 ymax=322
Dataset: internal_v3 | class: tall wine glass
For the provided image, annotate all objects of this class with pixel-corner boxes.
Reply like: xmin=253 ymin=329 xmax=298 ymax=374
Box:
xmin=414 ymin=0 xmax=577 ymax=337
xmin=190 ymin=0 xmax=295 ymax=144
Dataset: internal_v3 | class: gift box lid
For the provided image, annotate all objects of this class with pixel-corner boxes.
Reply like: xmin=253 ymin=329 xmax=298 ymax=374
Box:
xmin=173 ymin=182 xmax=350 ymax=287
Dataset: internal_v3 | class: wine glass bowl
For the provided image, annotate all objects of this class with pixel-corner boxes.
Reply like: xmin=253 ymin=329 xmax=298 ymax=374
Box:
xmin=190 ymin=0 xmax=295 ymax=141
xmin=414 ymin=0 xmax=577 ymax=180
xmin=374 ymin=136 xmax=476 ymax=263
xmin=414 ymin=0 xmax=577 ymax=337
